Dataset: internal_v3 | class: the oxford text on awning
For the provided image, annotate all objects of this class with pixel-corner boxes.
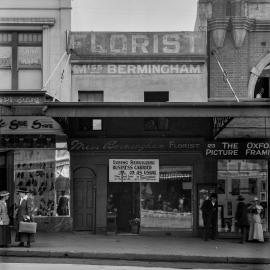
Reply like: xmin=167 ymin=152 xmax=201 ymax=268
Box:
xmin=205 ymin=141 xmax=270 ymax=158
xmin=109 ymin=159 xmax=159 ymax=182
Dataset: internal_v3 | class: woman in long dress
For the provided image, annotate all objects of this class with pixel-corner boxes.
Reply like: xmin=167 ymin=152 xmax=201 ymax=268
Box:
xmin=0 ymin=190 xmax=11 ymax=247
xmin=248 ymin=197 xmax=264 ymax=242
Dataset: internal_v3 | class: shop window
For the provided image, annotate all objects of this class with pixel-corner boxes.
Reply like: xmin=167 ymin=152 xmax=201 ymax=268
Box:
xmin=140 ymin=166 xmax=193 ymax=231
xmin=144 ymin=117 xmax=169 ymax=131
xmin=144 ymin=91 xmax=169 ymax=102
xmin=13 ymin=148 xmax=70 ymax=217
xmin=217 ymin=160 xmax=268 ymax=233
xmin=78 ymin=91 xmax=104 ymax=102
xmin=0 ymin=31 xmax=42 ymax=90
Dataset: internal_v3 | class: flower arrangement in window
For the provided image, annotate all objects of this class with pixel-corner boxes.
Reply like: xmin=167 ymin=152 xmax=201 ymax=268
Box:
xmin=129 ymin=218 xmax=140 ymax=226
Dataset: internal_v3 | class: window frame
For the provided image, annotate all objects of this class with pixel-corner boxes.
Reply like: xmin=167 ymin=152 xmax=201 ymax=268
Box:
xmin=0 ymin=31 xmax=42 ymax=90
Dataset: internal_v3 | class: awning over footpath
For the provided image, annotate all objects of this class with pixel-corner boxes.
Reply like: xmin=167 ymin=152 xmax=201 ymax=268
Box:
xmin=0 ymin=101 xmax=269 ymax=117
xmin=1 ymin=101 xmax=270 ymax=139
xmin=42 ymin=101 xmax=270 ymax=118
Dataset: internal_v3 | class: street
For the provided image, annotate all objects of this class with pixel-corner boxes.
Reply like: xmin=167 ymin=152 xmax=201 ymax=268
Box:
xmin=0 ymin=257 xmax=269 ymax=270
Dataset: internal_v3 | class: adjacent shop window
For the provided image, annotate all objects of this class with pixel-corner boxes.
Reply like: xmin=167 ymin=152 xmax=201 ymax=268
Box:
xmin=0 ymin=31 xmax=42 ymax=90
xmin=13 ymin=149 xmax=70 ymax=217
xmin=217 ymin=160 xmax=268 ymax=233
xmin=140 ymin=166 xmax=193 ymax=230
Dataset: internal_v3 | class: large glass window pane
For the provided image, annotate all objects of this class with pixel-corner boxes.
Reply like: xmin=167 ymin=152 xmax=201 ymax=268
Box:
xmin=13 ymin=149 xmax=70 ymax=217
xmin=140 ymin=165 xmax=193 ymax=230
xmin=217 ymin=159 xmax=268 ymax=233
xmin=18 ymin=70 xmax=42 ymax=89
xmin=0 ymin=70 xmax=11 ymax=89
xmin=17 ymin=47 xmax=42 ymax=69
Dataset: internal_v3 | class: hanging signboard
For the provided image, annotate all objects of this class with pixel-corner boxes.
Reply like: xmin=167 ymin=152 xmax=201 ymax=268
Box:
xmin=109 ymin=159 xmax=159 ymax=182
xmin=0 ymin=116 xmax=64 ymax=135
xmin=205 ymin=141 xmax=270 ymax=158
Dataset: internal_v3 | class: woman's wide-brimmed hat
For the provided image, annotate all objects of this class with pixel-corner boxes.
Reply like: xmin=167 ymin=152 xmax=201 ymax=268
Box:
xmin=237 ymin=195 xmax=245 ymax=201
xmin=0 ymin=190 xmax=10 ymax=197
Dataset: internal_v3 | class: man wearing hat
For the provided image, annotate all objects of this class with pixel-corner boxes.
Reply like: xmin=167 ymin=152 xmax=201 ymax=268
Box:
xmin=15 ymin=188 xmax=35 ymax=247
xmin=235 ymin=195 xmax=249 ymax=243
xmin=201 ymin=193 xmax=218 ymax=241
xmin=0 ymin=190 xmax=11 ymax=247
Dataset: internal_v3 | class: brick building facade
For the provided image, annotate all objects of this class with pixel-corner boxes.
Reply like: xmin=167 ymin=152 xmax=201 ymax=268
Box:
xmin=196 ymin=0 xmax=270 ymax=100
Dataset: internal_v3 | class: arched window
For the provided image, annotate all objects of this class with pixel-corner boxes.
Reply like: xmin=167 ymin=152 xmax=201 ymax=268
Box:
xmin=254 ymin=64 xmax=270 ymax=99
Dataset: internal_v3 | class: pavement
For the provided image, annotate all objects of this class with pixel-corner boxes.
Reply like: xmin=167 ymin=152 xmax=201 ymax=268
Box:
xmin=0 ymin=232 xmax=270 ymax=265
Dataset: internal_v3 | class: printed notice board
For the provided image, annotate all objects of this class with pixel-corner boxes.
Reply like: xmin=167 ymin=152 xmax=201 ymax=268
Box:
xmin=109 ymin=159 xmax=159 ymax=182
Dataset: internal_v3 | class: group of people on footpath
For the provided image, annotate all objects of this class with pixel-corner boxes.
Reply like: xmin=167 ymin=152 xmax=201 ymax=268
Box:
xmin=0 ymin=188 xmax=35 ymax=248
xmin=201 ymin=193 xmax=265 ymax=243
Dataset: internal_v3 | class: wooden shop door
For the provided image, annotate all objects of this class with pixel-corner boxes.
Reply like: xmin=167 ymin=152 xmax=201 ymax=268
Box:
xmin=73 ymin=167 xmax=96 ymax=231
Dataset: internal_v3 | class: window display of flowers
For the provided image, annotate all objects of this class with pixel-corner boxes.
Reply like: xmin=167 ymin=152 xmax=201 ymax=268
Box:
xmin=129 ymin=217 xmax=140 ymax=226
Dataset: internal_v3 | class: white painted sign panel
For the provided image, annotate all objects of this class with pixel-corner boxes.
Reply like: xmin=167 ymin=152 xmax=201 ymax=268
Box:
xmin=109 ymin=159 xmax=159 ymax=182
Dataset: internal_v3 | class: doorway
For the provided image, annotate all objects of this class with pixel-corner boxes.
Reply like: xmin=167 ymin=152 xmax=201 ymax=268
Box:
xmin=73 ymin=167 xmax=96 ymax=231
xmin=107 ymin=183 xmax=140 ymax=233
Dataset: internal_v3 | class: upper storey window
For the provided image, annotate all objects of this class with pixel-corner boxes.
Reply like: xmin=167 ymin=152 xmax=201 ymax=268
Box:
xmin=0 ymin=32 xmax=42 ymax=90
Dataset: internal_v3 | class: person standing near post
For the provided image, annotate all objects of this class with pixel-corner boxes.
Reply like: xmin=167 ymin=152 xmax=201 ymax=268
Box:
xmin=201 ymin=193 xmax=218 ymax=241
xmin=235 ymin=195 xmax=249 ymax=243
xmin=0 ymin=190 xmax=11 ymax=247
xmin=15 ymin=188 xmax=35 ymax=247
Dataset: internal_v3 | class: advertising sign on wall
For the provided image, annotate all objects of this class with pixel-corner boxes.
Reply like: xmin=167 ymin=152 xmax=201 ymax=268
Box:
xmin=0 ymin=116 xmax=64 ymax=135
xmin=109 ymin=159 xmax=159 ymax=182
xmin=72 ymin=64 xmax=203 ymax=75
xmin=69 ymin=32 xmax=206 ymax=56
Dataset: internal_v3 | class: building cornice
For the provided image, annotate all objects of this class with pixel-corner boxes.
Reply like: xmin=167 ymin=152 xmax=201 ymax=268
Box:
xmin=0 ymin=17 xmax=55 ymax=27
xmin=70 ymin=55 xmax=207 ymax=65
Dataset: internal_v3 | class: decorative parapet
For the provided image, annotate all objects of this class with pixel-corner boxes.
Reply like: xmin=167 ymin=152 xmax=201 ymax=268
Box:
xmin=208 ymin=18 xmax=230 ymax=48
xmin=0 ymin=17 xmax=55 ymax=27
xmin=231 ymin=17 xmax=255 ymax=48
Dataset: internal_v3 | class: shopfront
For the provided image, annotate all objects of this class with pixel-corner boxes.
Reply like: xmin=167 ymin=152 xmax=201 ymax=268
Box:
xmin=69 ymin=137 xmax=205 ymax=235
xmin=204 ymin=141 xmax=270 ymax=237
xmin=0 ymin=116 xmax=71 ymax=231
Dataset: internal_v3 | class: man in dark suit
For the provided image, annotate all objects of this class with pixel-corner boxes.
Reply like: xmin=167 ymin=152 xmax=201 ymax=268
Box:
xmin=201 ymin=193 xmax=218 ymax=241
xmin=15 ymin=188 xmax=35 ymax=247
